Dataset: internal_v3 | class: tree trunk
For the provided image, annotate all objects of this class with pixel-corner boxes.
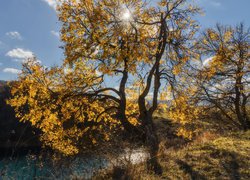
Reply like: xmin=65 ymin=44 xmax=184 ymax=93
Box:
xmin=118 ymin=57 xmax=140 ymax=134
xmin=137 ymin=14 xmax=166 ymax=175
xmin=235 ymin=73 xmax=248 ymax=130
xmin=241 ymin=96 xmax=250 ymax=130
xmin=235 ymin=49 xmax=249 ymax=130
xmin=144 ymin=115 xmax=162 ymax=175
xmin=138 ymin=106 xmax=162 ymax=175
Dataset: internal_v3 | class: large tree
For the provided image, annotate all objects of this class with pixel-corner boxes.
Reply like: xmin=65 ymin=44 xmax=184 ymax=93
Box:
xmin=197 ymin=24 xmax=250 ymax=130
xmin=8 ymin=0 xmax=200 ymax=174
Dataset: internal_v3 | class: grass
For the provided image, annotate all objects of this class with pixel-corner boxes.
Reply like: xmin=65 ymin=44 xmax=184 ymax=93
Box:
xmin=160 ymin=130 xmax=250 ymax=179
xmin=93 ymin=116 xmax=250 ymax=180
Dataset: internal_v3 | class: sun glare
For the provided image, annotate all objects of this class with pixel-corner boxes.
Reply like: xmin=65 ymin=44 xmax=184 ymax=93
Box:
xmin=122 ymin=10 xmax=131 ymax=21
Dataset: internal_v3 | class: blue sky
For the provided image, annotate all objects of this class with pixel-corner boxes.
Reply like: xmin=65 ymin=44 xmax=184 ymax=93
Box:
xmin=0 ymin=0 xmax=249 ymax=80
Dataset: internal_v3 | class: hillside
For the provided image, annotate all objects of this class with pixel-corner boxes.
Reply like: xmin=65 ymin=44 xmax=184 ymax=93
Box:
xmin=0 ymin=81 xmax=41 ymax=156
xmin=94 ymin=120 xmax=250 ymax=179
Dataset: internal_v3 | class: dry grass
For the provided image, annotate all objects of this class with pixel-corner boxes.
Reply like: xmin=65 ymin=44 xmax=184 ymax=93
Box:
xmin=160 ymin=130 xmax=250 ymax=179
xmin=93 ymin=130 xmax=250 ymax=180
xmin=93 ymin=111 xmax=250 ymax=180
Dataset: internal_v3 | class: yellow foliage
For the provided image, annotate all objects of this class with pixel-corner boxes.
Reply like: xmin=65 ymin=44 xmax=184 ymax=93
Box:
xmin=8 ymin=0 xmax=201 ymax=156
xmin=168 ymin=89 xmax=204 ymax=139
xmin=8 ymin=59 xmax=119 ymax=155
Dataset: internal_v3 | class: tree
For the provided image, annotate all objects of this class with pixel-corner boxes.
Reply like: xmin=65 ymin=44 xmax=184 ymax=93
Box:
xmin=8 ymin=0 xmax=200 ymax=174
xmin=197 ymin=24 xmax=250 ymax=130
xmin=8 ymin=59 xmax=120 ymax=155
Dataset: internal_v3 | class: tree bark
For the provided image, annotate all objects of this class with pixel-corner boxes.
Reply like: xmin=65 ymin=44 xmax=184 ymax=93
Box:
xmin=137 ymin=14 xmax=167 ymax=175
xmin=235 ymin=64 xmax=249 ymax=130
xmin=142 ymin=112 xmax=163 ymax=175
xmin=118 ymin=57 xmax=140 ymax=134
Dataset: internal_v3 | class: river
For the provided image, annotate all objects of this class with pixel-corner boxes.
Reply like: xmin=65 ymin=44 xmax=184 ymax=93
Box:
xmin=0 ymin=148 xmax=148 ymax=179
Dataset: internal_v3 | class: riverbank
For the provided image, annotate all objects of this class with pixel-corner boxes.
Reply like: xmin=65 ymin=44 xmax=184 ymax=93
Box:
xmin=1 ymin=116 xmax=249 ymax=179
xmin=93 ymin=130 xmax=250 ymax=179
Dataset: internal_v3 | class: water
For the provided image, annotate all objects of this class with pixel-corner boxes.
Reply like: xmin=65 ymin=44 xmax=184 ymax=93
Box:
xmin=0 ymin=155 xmax=108 ymax=179
xmin=0 ymin=148 xmax=148 ymax=179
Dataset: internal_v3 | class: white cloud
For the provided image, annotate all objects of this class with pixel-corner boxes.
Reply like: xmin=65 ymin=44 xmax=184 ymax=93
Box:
xmin=42 ymin=0 xmax=58 ymax=10
xmin=3 ymin=68 xmax=21 ymax=74
xmin=197 ymin=0 xmax=222 ymax=8
xmin=6 ymin=31 xmax=22 ymax=40
xmin=211 ymin=1 xmax=221 ymax=7
xmin=95 ymin=70 xmax=102 ymax=76
xmin=51 ymin=30 xmax=60 ymax=38
xmin=203 ymin=57 xmax=214 ymax=66
xmin=6 ymin=48 xmax=34 ymax=62
xmin=42 ymin=0 xmax=79 ymax=11
xmin=146 ymin=92 xmax=153 ymax=100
